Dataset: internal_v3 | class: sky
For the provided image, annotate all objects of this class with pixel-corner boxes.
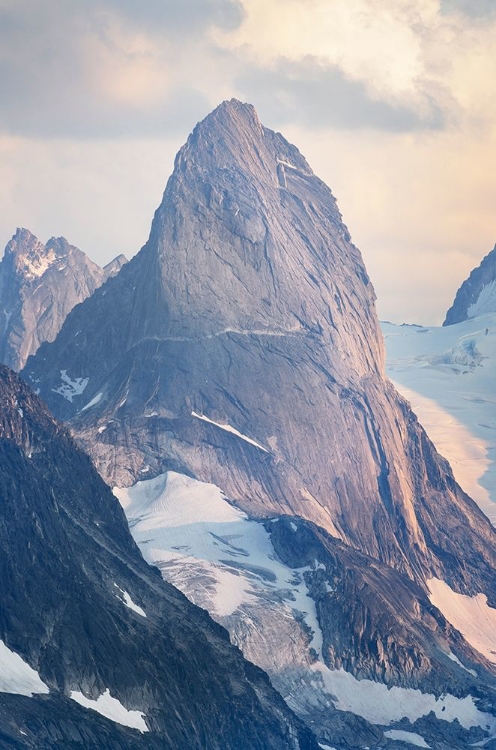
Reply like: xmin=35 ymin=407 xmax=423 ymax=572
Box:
xmin=1 ymin=0 xmax=495 ymax=325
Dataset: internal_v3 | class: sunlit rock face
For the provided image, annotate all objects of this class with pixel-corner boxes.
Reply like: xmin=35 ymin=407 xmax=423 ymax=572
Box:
xmin=0 ymin=228 xmax=126 ymax=371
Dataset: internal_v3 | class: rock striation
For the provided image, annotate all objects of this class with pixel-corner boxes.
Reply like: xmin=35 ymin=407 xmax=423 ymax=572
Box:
xmin=444 ymin=243 xmax=496 ymax=325
xmin=0 ymin=364 xmax=318 ymax=750
xmin=0 ymin=228 xmax=126 ymax=370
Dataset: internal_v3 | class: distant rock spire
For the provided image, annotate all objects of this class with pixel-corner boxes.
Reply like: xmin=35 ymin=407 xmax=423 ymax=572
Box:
xmin=0 ymin=229 xmax=127 ymax=369
xmin=444 ymin=244 xmax=496 ymax=325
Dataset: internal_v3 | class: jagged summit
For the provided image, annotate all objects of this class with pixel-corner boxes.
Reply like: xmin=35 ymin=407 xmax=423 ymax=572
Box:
xmin=174 ymin=98 xmax=311 ymax=191
xmin=0 ymin=229 xmax=127 ymax=370
xmin=444 ymin=243 xmax=496 ymax=325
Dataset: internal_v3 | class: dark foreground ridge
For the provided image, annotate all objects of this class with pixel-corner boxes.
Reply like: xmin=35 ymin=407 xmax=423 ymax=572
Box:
xmin=0 ymin=364 xmax=318 ymax=750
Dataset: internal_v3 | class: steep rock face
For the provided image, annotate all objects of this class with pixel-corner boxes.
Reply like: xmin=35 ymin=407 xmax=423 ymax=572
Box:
xmin=0 ymin=229 xmax=127 ymax=370
xmin=444 ymin=244 xmax=496 ymax=325
xmin=24 ymin=102 xmax=496 ymax=598
xmin=0 ymin=365 xmax=317 ymax=750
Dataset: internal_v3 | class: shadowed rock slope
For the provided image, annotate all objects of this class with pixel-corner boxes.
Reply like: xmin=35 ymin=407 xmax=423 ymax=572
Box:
xmin=0 ymin=228 xmax=126 ymax=370
xmin=0 ymin=365 xmax=318 ymax=750
xmin=24 ymin=101 xmax=496 ymax=601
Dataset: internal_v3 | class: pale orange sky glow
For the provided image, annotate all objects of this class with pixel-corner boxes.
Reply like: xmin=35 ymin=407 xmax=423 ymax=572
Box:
xmin=1 ymin=0 xmax=494 ymax=324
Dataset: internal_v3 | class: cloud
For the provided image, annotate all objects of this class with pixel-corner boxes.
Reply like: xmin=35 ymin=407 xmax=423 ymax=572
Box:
xmin=237 ymin=56 xmax=446 ymax=131
xmin=0 ymin=0 xmax=241 ymax=138
xmin=103 ymin=0 xmax=245 ymax=32
xmin=441 ymin=0 xmax=496 ymax=19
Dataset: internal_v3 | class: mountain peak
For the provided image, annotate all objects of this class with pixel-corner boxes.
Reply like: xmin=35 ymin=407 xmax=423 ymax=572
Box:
xmin=173 ymin=98 xmax=309 ymax=180
xmin=5 ymin=228 xmax=57 ymax=281
xmin=444 ymin=243 xmax=496 ymax=325
xmin=0 ymin=230 xmax=115 ymax=370
xmin=202 ymin=98 xmax=261 ymax=130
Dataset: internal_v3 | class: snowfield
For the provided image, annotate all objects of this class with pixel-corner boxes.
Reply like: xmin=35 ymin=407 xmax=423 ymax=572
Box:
xmin=114 ymin=472 xmax=496 ymax=742
xmin=428 ymin=578 xmax=496 ymax=665
xmin=382 ymin=312 xmax=496 ymax=523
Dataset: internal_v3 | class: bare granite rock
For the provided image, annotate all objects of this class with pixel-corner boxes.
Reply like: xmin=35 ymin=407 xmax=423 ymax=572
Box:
xmin=0 ymin=228 xmax=127 ymax=370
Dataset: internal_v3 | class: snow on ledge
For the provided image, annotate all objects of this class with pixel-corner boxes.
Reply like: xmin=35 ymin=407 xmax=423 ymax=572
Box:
xmin=114 ymin=585 xmax=147 ymax=618
xmin=428 ymin=578 xmax=496 ymax=664
xmin=70 ymin=689 xmax=148 ymax=732
xmin=81 ymin=392 xmax=103 ymax=412
xmin=0 ymin=641 xmax=49 ymax=696
xmin=447 ymin=651 xmax=477 ymax=677
xmin=384 ymin=730 xmax=430 ymax=748
xmin=191 ymin=411 xmax=269 ymax=452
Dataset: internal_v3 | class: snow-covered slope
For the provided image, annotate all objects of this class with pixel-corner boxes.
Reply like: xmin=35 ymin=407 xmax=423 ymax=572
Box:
xmin=382 ymin=313 xmax=496 ymax=524
xmin=115 ymin=471 xmax=496 ymax=749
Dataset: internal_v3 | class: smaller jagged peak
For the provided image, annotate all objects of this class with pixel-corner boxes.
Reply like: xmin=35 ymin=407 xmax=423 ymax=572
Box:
xmin=6 ymin=228 xmax=44 ymax=257
xmin=3 ymin=229 xmax=54 ymax=281
xmin=103 ymin=253 xmax=128 ymax=280
xmin=45 ymin=235 xmax=74 ymax=255
xmin=444 ymin=243 xmax=496 ymax=325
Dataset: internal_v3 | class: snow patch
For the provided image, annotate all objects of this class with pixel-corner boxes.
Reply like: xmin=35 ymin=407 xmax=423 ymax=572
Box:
xmin=428 ymin=578 xmax=496 ymax=664
xmin=384 ymin=729 xmax=430 ymax=747
xmin=191 ymin=411 xmax=269 ymax=452
xmin=52 ymin=370 xmax=88 ymax=403
xmin=22 ymin=248 xmax=57 ymax=280
xmin=70 ymin=689 xmax=148 ymax=732
xmin=468 ymin=280 xmax=496 ymax=319
xmin=447 ymin=651 xmax=477 ymax=677
xmin=114 ymin=472 xmax=320 ymax=643
xmin=114 ymin=585 xmax=147 ymax=618
xmin=0 ymin=641 xmax=49 ymax=696
xmin=314 ymin=664 xmax=495 ymax=730
xmin=81 ymin=392 xmax=103 ymax=412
